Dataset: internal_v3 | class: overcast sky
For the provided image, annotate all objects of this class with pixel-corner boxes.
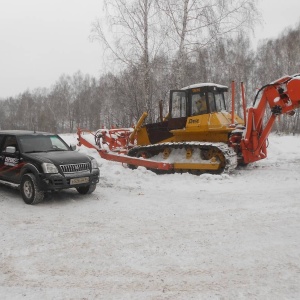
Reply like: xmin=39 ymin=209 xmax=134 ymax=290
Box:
xmin=0 ymin=0 xmax=299 ymax=98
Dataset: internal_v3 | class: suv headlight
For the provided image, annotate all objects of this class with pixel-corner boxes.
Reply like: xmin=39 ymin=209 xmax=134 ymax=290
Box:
xmin=91 ymin=158 xmax=99 ymax=169
xmin=42 ymin=163 xmax=59 ymax=174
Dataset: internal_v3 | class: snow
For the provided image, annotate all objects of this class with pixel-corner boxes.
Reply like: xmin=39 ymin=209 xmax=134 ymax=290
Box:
xmin=181 ymin=83 xmax=228 ymax=90
xmin=1 ymin=134 xmax=300 ymax=299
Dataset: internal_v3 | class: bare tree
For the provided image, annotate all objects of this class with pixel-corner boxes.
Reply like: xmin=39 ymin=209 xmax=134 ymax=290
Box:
xmin=91 ymin=0 xmax=166 ymax=121
xmin=51 ymin=74 xmax=74 ymax=132
xmin=157 ymin=0 xmax=260 ymax=88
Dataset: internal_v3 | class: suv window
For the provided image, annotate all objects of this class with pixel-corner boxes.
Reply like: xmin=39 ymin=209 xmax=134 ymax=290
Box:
xmin=50 ymin=136 xmax=69 ymax=150
xmin=19 ymin=135 xmax=69 ymax=153
xmin=1 ymin=136 xmax=18 ymax=152
xmin=0 ymin=135 xmax=4 ymax=148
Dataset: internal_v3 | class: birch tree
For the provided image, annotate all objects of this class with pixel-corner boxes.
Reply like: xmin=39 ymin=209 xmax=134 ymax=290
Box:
xmin=157 ymin=0 xmax=260 ymax=88
xmin=91 ymin=0 xmax=165 ymax=121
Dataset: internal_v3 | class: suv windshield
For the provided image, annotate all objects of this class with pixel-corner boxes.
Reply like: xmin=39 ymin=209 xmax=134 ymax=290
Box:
xmin=19 ymin=135 xmax=70 ymax=153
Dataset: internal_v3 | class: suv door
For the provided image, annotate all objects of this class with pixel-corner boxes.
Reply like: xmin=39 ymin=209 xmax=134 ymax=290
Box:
xmin=0 ymin=135 xmax=23 ymax=183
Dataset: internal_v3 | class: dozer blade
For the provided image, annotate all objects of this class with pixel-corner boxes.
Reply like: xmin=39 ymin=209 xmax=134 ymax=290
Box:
xmin=98 ymin=149 xmax=173 ymax=170
xmin=173 ymin=162 xmax=221 ymax=171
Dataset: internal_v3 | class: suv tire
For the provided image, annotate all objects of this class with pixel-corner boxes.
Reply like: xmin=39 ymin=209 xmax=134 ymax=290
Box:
xmin=20 ymin=173 xmax=45 ymax=204
xmin=76 ymin=184 xmax=97 ymax=195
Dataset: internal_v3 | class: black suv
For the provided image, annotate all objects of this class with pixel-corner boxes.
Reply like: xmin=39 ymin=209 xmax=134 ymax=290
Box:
xmin=0 ymin=130 xmax=100 ymax=204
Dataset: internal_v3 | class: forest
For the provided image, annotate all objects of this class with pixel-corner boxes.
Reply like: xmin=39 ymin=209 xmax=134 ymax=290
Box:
xmin=0 ymin=0 xmax=300 ymax=134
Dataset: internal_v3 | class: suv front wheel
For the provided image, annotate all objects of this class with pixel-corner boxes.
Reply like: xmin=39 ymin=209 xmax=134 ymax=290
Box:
xmin=20 ymin=173 xmax=45 ymax=204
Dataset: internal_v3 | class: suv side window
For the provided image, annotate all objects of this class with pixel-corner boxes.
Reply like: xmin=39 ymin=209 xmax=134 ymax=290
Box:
xmin=1 ymin=136 xmax=18 ymax=152
xmin=0 ymin=135 xmax=4 ymax=148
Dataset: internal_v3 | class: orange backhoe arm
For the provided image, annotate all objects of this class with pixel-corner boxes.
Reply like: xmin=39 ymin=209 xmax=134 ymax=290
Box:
xmin=241 ymin=74 xmax=300 ymax=164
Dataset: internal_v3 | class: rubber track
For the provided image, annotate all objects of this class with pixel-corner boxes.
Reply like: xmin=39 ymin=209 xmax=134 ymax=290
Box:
xmin=128 ymin=142 xmax=237 ymax=174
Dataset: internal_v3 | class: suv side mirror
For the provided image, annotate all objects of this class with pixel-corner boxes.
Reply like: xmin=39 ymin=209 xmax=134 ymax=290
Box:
xmin=5 ymin=146 xmax=17 ymax=154
xmin=70 ymin=144 xmax=77 ymax=151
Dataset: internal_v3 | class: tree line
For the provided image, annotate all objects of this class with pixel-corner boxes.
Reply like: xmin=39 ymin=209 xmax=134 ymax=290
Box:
xmin=0 ymin=1 xmax=300 ymax=134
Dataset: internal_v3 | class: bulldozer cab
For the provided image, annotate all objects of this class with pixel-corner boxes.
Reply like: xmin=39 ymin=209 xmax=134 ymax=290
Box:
xmin=137 ymin=83 xmax=230 ymax=146
xmin=170 ymin=84 xmax=228 ymax=118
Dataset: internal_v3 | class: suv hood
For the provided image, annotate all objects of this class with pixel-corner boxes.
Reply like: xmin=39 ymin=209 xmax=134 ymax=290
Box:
xmin=24 ymin=151 xmax=91 ymax=165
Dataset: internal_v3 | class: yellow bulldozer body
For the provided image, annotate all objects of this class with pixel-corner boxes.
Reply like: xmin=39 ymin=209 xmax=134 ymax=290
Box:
xmin=136 ymin=111 xmax=244 ymax=146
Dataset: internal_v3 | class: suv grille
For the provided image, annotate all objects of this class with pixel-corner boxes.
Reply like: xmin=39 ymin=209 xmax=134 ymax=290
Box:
xmin=60 ymin=163 xmax=90 ymax=173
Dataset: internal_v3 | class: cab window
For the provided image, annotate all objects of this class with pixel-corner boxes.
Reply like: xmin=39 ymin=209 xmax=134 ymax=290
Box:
xmin=215 ymin=93 xmax=226 ymax=111
xmin=208 ymin=92 xmax=217 ymax=112
xmin=192 ymin=93 xmax=207 ymax=115
xmin=171 ymin=91 xmax=186 ymax=118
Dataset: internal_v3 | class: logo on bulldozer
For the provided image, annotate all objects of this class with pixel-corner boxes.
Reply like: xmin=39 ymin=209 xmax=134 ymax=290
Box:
xmin=188 ymin=118 xmax=199 ymax=124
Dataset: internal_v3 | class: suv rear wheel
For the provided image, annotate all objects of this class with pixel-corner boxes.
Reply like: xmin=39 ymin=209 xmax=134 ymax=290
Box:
xmin=20 ymin=173 xmax=44 ymax=204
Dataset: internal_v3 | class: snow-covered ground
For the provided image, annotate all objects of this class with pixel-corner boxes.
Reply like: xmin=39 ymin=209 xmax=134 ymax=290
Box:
xmin=1 ymin=134 xmax=300 ymax=299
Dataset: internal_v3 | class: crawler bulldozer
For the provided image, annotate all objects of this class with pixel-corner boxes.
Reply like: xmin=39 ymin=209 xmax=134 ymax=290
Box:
xmin=78 ymin=74 xmax=300 ymax=174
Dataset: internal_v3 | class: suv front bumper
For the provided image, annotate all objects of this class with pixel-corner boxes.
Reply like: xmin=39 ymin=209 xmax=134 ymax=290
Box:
xmin=39 ymin=169 xmax=100 ymax=191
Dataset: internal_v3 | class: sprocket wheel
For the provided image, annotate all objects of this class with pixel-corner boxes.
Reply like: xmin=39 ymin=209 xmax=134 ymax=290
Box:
xmin=207 ymin=148 xmax=225 ymax=167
